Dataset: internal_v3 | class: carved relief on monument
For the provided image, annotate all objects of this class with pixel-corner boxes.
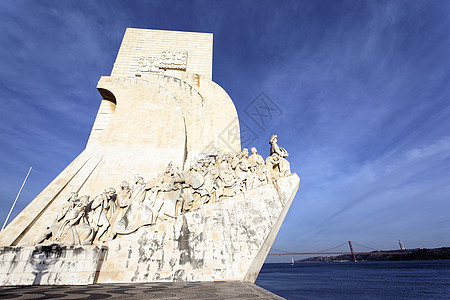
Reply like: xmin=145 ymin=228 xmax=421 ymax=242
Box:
xmin=160 ymin=50 xmax=188 ymax=70
xmin=35 ymin=135 xmax=291 ymax=246
xmin=136 ymin=50 xmax=188 ymax=77
xmin=136 ymin=56 xmax=163 ymax=75
xmin=35 ymin=194 xmax=95 ymax=245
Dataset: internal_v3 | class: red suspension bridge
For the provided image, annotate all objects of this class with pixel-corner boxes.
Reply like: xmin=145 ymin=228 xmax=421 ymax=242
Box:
xmin=269 ymin=241 xmax=407 ymax=262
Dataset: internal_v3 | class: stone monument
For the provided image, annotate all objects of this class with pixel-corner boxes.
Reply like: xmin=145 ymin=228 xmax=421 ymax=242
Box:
xmin=0 ymin=28 xmax=299 ymax=285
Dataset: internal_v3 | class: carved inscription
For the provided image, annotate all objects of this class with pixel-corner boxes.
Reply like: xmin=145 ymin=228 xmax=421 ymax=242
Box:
xmin=136 ymin=50 xmax=188 ymax=76
xmin=160 ymin=50 xmax=188 ymax=70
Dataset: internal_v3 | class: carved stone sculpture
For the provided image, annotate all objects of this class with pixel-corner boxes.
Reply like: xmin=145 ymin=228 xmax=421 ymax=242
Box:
xmin=267 ymin=135 xmax=291 ymax=179
xmin=113 ymin=177 xmax=154 ymax=237
xmin=116 ymin=181 xmax=132 ymax=209
xmin=75 ymin=196 xmax=95 ymax=245
xmin=55 ymin=196 xmax=94 ymax=245
xmin=270 ymin=134 xmax=289 ymax=158
xmin=0 ymin=28 xmax=299 ymax=286
xmin=34 ymin=192 xmax=80 ymax=244
xmin=130 ymin=176 xmax=152 ymax=203
xmin=248 ymin=147 xmax=264 ymax=171
xmin=32 ymin=135 xmax=292 ymax=246
xmin=156 ymin=163 xmax=185 ymax=221
xmin=114 ymin=201 xmax=154 ymax=236
xmin=89 ymin=188 xmax=116 ymax=242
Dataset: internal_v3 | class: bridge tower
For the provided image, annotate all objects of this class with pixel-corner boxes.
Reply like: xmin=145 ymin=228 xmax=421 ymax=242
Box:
xmin=348 ymin=241 xmax=357 ymax=262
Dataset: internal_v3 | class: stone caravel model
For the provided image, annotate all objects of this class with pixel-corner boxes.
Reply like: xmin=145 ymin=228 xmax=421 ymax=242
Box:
xmin=0 ymin=28 xmax=299 ymax=285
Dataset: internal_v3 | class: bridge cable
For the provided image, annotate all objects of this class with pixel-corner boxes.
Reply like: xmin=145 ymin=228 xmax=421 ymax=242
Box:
xmin=316 ymin=242 xmax=348 ymax=253
xmin=271 ymin=242 xmax=348 ymax=254
xmin=270 ymin=248 xmax=292 ymax=254
xmin=352 ymin=242 xmax=378 ymax=251
xmin=269 ymin=242 xmax=377 ymax=255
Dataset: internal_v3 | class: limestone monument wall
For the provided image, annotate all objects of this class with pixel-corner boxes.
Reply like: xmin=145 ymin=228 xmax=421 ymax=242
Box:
xmin=110 ymin=28 xmax=213 ymax=79
xmin=0 ymin=28 xmax=299 ymax=285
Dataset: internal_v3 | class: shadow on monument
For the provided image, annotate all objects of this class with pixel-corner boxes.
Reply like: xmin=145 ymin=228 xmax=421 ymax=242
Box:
xmin=30 ymin=244 xmax=63 ymax=285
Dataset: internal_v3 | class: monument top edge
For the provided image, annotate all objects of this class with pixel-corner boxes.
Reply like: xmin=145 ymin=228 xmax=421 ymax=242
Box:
xmin=125 ymin=27 xmax=213 ymax=36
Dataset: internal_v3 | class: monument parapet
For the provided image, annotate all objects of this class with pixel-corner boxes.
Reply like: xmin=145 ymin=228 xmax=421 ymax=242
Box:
xmin=0 ymin=28 xmax=299 ymax=285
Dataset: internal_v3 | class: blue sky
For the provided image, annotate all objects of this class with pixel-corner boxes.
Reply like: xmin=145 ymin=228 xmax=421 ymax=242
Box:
xmin=1 ymin=0 xmax=449 ymax=261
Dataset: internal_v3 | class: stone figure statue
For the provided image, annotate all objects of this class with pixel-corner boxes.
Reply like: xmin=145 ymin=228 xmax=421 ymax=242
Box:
xmin=107 ymin=182 xmax=131 ymax=239
xmin=183 ymin=163 xmax=206 ymax=211
xmin=266 ymin=135 xmax=291 ymax=179
xmin=116 ymin=181 xmax=132 ymax=208
xmin=113 ymin=201 xmax=154 ymax=237
xmin=269 ymin=134 xmax=289 ymax=158
xmin=266 ymin=152 xmax=291 ymax=180
xmin=114 ymin=175 xmax=154 ymax=237
xmin=130 ymin=176 xmax=152 ymax=203
xmin=219 ymin=153 xmax=237 ymax=198
xmin=203 ymin=166 xmax=222 ymax=204
xmin=258 ymin=166 xmax=270 ymax=186
xmin=235 ymin=148 xmax=250 ymax=191
xmin=248 ymin=147 xmax=264 ymax=171
xmin=74 ymin=196 xmax=95 ymax=245
xmin=247 ymin=147 xmax=266 ymax=189
xmin=54 ymin=196 xmax=94 ymax=245
xmin=57 ymin=192 xmax=80 ymax=224
xmin=155 ymin=163 xmax=185 ymax=222
xmin=89 ymin=188 xmax=117 ymax=242
xmin=34 ymin=192 xmax=80 ymax=244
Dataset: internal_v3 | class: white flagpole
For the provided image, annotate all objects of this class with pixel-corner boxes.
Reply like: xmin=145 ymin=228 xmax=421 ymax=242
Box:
xmin=1 ymin=167 xmax=32 ymax=232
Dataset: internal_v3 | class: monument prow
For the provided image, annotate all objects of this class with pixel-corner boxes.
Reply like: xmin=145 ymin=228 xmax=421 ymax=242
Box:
xmin=0 ymin=28 xmax=299 ymax=285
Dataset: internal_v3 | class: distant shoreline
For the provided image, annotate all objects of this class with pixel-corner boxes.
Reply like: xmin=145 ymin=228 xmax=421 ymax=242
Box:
xmin=295 ymin=247 xmax=450 ymax=263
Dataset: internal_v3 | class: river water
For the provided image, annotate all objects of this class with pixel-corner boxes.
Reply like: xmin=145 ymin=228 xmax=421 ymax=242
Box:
xmin=255 ymin=261 xmax=450 ymax=299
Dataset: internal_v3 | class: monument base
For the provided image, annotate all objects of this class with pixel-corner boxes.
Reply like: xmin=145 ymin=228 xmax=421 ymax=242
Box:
xmin=0 ymin=244 xmax=107 ymax=285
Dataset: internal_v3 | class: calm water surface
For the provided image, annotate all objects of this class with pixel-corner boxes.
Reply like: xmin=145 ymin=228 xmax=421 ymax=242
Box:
xmin=255 ymin=261 xmax=450 ymax=299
